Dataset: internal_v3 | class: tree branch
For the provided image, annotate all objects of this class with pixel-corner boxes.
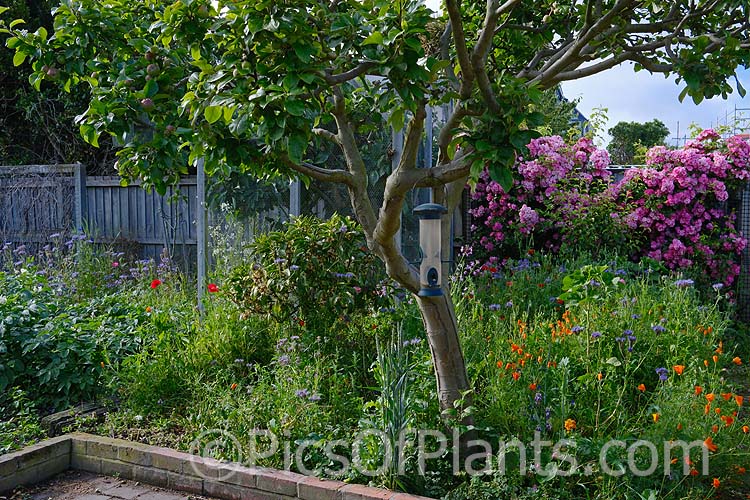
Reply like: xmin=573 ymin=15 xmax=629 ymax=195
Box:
xmin=445 ymin=0 xmax=475 ymax=95
xmin=280 ymin=155 xmax=354 ymax=185
xmin=312 ymin=127 xmax=340 ymax=145
xmin=324 ymin=61 xmax=376 ymax=85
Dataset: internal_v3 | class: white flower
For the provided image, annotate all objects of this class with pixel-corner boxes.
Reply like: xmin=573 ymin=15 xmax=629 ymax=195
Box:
xmin=0 ymin=296 xmax=7 ymax=304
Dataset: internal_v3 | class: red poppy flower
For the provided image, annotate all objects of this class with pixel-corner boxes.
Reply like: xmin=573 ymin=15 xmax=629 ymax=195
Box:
xmin=150 ymin=279 xmax=162 ymax=289
xmin=207 ymin=283 xmax=219 ymax=293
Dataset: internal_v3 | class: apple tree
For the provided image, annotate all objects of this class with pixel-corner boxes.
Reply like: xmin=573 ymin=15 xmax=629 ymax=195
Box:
xmin=3 ymin=0 xmax=748 ymax=423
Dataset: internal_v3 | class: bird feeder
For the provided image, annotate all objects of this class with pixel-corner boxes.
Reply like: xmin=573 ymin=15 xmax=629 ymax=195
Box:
xmin=414 ymin=203 xmax=448 ymax=297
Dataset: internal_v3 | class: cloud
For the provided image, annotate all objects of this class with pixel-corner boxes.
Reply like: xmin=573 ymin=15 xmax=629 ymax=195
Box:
xmin=561 ymin=64 xmax=750 ymax=146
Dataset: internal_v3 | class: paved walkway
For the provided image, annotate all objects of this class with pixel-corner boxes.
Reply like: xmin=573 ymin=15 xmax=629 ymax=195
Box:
xmin=7 ymin=470 xmax=215 ymax=500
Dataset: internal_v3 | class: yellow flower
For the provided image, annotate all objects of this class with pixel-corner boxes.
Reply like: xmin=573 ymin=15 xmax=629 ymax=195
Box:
xmin=652 ymin=413 xmax=660 ymax=423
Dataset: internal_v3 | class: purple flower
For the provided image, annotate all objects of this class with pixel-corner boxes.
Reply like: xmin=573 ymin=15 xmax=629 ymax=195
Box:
xmin=674 ymin=279 xmax=694 ymax=287
xmin=309 ymin=393 xmax=321 ymax=402
xmin=488 ymin=304 xmax=501 ymax=311
xmin=290 ymin=265 xmax=300 ymax=271
xmin=278 ymin=355 xmax=290 ymax=366
xmin=571 ymin=325 xmax=584 ymax=333
xmin=295 ymin=389 xmax=310 ymax=398
xmin=591 ymin=331 xmax=602 ymax=339
xmin=651 ymin=324 xmax=666 ymax=333
xmin=655 ymin=367 xmax=668 ymax=381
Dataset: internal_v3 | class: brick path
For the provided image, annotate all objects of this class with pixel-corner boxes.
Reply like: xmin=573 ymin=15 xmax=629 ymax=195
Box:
xmin=9 ymin=470 xmax=216 ymax=500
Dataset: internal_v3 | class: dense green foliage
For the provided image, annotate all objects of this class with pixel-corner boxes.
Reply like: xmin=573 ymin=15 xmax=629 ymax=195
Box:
xmin=607 ymin=119 xmax=671 ymax=165
xmin=226 ymin=215 xmax=388 ymax=332
xmin=0 ymin=0 xmax=114 ymax=169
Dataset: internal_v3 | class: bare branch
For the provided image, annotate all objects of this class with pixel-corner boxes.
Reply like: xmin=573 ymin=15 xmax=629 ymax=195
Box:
xmin=495 ymin=0 xmax=520 ymax=17
xmin=471 ymin=0 xmax=502 ymax=112
xmin=280 ymin=155 xmax=354 ymax=185
xmin=445 ymin=0 xmax=475 ymax=94
xmin=398 ymin=102 xmax=427 ymax=172
xmin=324 ymin=61 xmax=376 ymax=85
xmin=312 ymin=127 xmax=340 ymax=145
xmin=414 ymin=153 xmax=471 ymax=187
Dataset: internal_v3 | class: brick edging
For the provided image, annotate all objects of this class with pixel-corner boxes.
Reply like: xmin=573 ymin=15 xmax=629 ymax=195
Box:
xmin=0 ymin=433 xmax=434 ymax=500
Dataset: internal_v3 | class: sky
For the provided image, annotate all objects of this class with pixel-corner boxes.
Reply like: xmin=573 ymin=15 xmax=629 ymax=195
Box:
xmin=422 ymin=0 xmax=750 ymax=146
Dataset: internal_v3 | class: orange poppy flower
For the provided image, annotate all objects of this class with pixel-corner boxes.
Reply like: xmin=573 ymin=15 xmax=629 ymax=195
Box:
xmin=529 ymin=383 xmax=537 ymax=391
xmin=738 ymin=466 xmax=746 ymax=474
xmin=713 ymin=478 xmax=720 ymax=488
xmin=637 ymin=384 xmax=646 ymax=392
xmin=705 ymin=403 xmax=711 ymax=415
xmin=704 ymin=436 xmax=718 ymax=452
xmin=512 ymin=371 xmax=520 ymax=381
xmin=733 ymin=356 xmax=743 ymax=365
xmin=497 ymin=360 xmax=503 ymax=368
xmin=736 ymin=395 xmax=744 ymax=407
xmin=677 ymin=423 xmax=683 ymax=431
xmin=230 ymin=383 xmax=238 ymax=390
xmin=689 ymin=469 xmax=699 ymax=476
xmin=743 ymin=425 xmax=749 ymax=434
xmin=713 ymin=355 xmax=719 ymax=364
xmin=673 ymin=365 xmax=685 ymax=375
xmin=723 ymin=416 xmax=734 ymax=426
xmin=597 ymin=372 xmax=603 ymax=381
xmin=652 ymin=413 xmax=660 ymax=423
xmin=722 ymin=393 xmax=733 ymax=401
xmin=564 ymin=419 xmax=576 ymax=432
xmin=706 ymin=393 xmax=716 ymax=402
xmin=712 ymin=424 xmax=719 ymax=433
xmin=695 ymin=386 xmax=703 ymax=396
xmin=704 ymin=359 xmax=709 ymax=367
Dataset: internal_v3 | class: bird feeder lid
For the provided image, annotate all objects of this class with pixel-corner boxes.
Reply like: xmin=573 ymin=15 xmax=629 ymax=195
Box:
xmin=413 ymin=203 xmax=448 ymax=219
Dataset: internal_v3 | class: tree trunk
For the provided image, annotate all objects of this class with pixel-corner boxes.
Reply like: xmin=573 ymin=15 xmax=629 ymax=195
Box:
xmin=416 ymin=291 xmax=473 ymax=423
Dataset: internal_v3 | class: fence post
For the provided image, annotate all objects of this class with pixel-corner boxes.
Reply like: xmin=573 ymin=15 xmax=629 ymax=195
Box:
xmin=290 ymin=180 xmax=301 ymax=217
xmin=196 ymin=158 xmax=208 ymax=314
xmin=73 ymin=162 xmax=87 ymax=232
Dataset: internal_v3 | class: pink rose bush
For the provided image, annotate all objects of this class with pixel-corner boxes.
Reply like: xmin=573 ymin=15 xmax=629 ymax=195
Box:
xmin=469 ymin=131 xmax=750 ymax=285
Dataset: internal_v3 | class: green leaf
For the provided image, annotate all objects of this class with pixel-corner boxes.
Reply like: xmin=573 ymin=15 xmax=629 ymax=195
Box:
xmin=9 ymin=19 xmax=25 ymax=28
xmin=223 ymin=105 xmax=235 ymax=122
xmin=0 ymin=7 xmax=9 ymax=15
xmin=204 ymin=105 xmax=222 ymax=124
xmin=13 ymin=51 xmax=27 ymax=67
xmin=285 ymin=100 xmax=305 ymax=116
xmin=287 ymin=132 xmax=307 ymax=164
xmin=144 ymin=78 xmax=158 ymax=98
xmin=6 ymin=37 xmax=20 ymax=49
xmin=293 ymin=43 xmax=315 ymax=63
xmin=362 ymin=31 xmax=383 ymax=45
xmin=191 ymin=44 xmax=201 ymax=60
xmin=488 ymin=164 xmax=513 ymax=192
xmin=79 ymin=124 xmax=99 ymax=147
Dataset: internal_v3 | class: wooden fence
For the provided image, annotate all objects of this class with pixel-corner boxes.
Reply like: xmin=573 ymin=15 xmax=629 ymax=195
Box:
xmin=0 ymin=165 xmax=201 ymax=262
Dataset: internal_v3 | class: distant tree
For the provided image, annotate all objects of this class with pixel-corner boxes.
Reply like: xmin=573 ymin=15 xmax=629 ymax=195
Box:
xmin=607 ymin=119 xmax=670 ymax=165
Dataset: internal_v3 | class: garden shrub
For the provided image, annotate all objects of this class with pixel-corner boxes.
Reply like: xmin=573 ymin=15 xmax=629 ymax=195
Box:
xmin=469 ymin=132 xmax=750 ymax=286
xmin=226 ymin=214 xmax=389 ymax=333
xmin=0 ymin=267 xmax=154 ymax=410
